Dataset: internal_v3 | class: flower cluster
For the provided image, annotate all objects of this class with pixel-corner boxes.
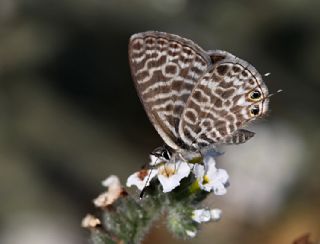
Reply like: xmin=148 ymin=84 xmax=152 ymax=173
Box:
xmin=83 ymin=149 xmax=231 ymax=243
xmin=126 ymin=150 xmax=229 ymax=196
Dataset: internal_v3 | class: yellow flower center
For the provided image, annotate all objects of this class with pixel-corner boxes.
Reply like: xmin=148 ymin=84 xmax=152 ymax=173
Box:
xmin=202 ymin=175 xmax=210 ymax=185
xmin=159 ymin=165 xmax=175 ymax=177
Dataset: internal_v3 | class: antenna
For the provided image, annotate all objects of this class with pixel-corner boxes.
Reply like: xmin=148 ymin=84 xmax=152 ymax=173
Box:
xmin=267 ymin=89 xmax=283 ymax=98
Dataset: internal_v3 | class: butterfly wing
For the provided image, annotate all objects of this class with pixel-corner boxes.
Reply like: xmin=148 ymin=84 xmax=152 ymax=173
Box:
xmin=222 ymin=129 xmax=255 ymax=144
xmin=178 ymin=50 xmax=269 ymax=150
xmin=129 ymin=31 xmax=212 ymax=150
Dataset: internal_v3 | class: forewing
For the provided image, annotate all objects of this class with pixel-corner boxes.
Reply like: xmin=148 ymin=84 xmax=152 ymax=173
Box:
xmin=179 ymin=51 xmax=266 ymax=149
xmin=129 ymin=31 xmax=211 ymax=150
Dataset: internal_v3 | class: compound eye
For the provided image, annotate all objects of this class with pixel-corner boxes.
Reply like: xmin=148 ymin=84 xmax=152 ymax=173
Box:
xmin=250 ymin=105 xmax=260 ymax=116
xmin=249 ymin=90 xmax=262 ymax=101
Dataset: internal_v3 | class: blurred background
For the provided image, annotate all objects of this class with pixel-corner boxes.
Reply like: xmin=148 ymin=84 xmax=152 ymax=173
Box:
xmin=0 ymin=0 xmax=319 ymax=243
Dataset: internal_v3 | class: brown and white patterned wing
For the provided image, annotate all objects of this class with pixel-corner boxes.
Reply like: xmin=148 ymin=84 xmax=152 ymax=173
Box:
xmin=129 ymin=31 xmax=211 ymax=150
xmin=222 ymin=129 xmax=255 ymax=144
xmin=178 ymin=50 xmax=269 ymax=150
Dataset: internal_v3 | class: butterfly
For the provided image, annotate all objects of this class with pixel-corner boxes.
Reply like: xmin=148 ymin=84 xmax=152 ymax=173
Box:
xmin=128 ymin=31 xmax=269 ymax=159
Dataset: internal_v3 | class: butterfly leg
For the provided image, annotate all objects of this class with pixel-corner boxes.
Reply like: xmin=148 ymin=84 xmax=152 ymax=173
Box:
xmin=140 ymin=149 xmax=168 ymax=199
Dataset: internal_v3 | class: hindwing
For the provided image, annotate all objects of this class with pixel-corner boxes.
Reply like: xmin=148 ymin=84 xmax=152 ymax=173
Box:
xmin=178 ymin=51 xmax=268 ymax=150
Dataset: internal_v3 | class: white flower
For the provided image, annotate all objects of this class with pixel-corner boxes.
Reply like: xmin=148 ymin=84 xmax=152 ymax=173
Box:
xmin=210 ymin=208 xmax=222 ymax=221
xmin=126 ymin=154 xmax=171 ymax=191
xmin=81 ymin=214 xmax=101 ymax=228
xmin=93 ymin=175 xmax=124 ymax=208
xmin=127 ymin=157 xmax=191 ymax=193
xmin=192 ymin=208 xmax=222 ymax=223
xmin=102 ymin=175 xmax=120 ymax=189
xmin=185 ymin=229 xmax=197 ymax=238
xmin=157 ymin=161 xmax=190 ymax=193
xmin=193 ymin=156 xmax=229 ymax=195
xmin=192 ymin=209 xmax=212 ymax=223
xmin=126 ymin=168 xmax=157 ymax=190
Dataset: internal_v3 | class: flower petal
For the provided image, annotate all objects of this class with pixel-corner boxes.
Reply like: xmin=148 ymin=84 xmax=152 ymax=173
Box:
xmin=81 ymin=214 xmax=101 ymax=228
xmin=214 ymin=169 xmax=229 ymax=184
xmin=212 ymin=181 xmax=227 ymax=195
xmin=193 ymin=163 xmax=205 ymax=179
xmin=192 ymin=209 xmax=212 ymax=223
xmin=158 ymin=161 xmax=191 ymax=193
xmin=210 ymin=208 xmax=222 ymax=221
xmin=203 ymin=155 xmax=216 ymax=169
xmin=94 ymin=175 xmax=124 ymax=207
xmin=186 ymin=229 xmax=197 ymax=238
xmin=126 ymin=169 xmax=157 ymax=191
xmin=102 ymin=175 xmax=121 ymax=189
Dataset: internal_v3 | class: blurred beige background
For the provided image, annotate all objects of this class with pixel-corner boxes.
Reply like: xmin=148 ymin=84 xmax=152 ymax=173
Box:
xmin=0 ymin=0 xmax=319 ymax=243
